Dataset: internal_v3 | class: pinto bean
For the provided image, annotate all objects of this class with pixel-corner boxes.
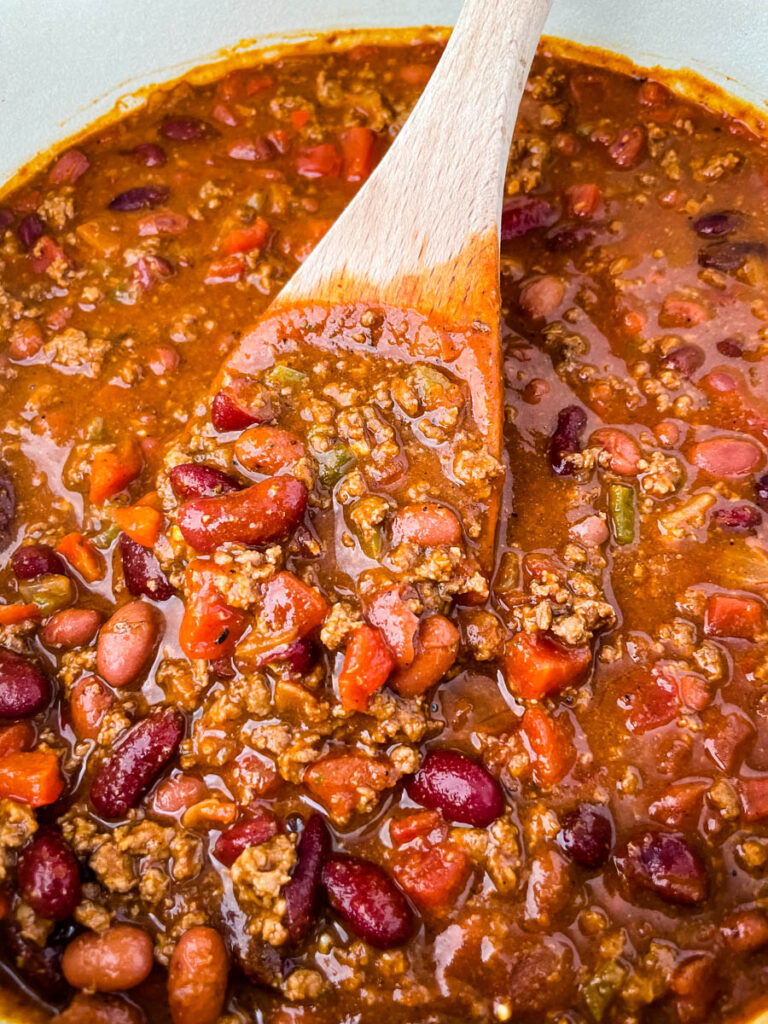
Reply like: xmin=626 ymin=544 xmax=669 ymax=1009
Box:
xmin=690 ymin=437 xmax=763 ymax=478
xmin=519 ymin=275 xmax=565 ymax=319
xmin=177 ymin=477 xmax=307 ymax=553
xmin=9 ymin=319 xmax=44 ymax=361
xmin=234 ymin=426 xmax=306 ymax=475
xmin=97 ymin=600 xmax=160 ymax=687
xmin=62 ymin=925 xmax=153 ymax=992
xmin=167 ymin=926 xmax=228 ymax=1024
xmin=53 ymin=992 xmax=146 ymax=1024
xmin=70 ymin=676 xmax=113 ymax=741
xmin=591 ymin=427 xmax=642 ymax=476
xmin=152 ymin=773 xmax=208 ymax=818
xmin=391 ymin=503 xmax=461 ymax=546
xmin=389 ymin=616 xmax=459 ymax=697
xmin=41 ymin=609 xmax=102 ymax=649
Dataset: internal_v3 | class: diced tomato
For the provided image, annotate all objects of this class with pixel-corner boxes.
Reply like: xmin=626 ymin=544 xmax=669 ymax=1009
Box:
xmin=520 ymin=707 xmax=575 ymax=786
xmin=705 ymin=713 xmax=755 ymax=772
xmin=390 ymin=809 xmax=445 ymax=846
xmin=705 ymin=593 xmax=764 ymax=640
xmin=304 ymin=751 xmax=398 ymax=821
xmin=76 ymin=219 xmax=120 ymax=257
xmin=48 ymin=148 xmax=90 ymax=185
xmin=0 ymin=751 xmax=64 ymax=807
xmin=339 ymin=126 xmax=376 ymax=182
xmin=366 ymin=586 xmax=419 ymax=668
xmin=205 ymin=255 xmax=244 ymax=284
xmin=337 ymin=625 xmax=395 ymax=711
xmin=212 ymin=103 xmax=238 ymax=126
xmin=180 ymin=560 xmax=250 ymax=660
xmin=237 ymin=571 xmax=329 ymax=660
xmin=295 ymin=144 xmax=341 ymax=179
xmin=30 ymin=236 xmax=66 ymax=274
xmin=649 ymin=780 xmax=709 ymax=828
xmin=0 ymin=603 xmax=40 ymax=625
xmin=501 ymin=632 xmax=591 ymax=699
xmin=740 ymin=777 xmax=768 ymax=821
xmin=291 ymin=109 xmax=310 ymax=130
xmin=222 ymin=217 xmax=270 ymax=255
xmin=137 ymin=211 xmax=189 ymax=236
xmin=389 ymin=615 xmax=459 ymax=697
xmin=393 ymin=842 xmax=471 ymax=913
xmin=0 ymin=722 xmax=35 ymax=760
xmin=245 ymin=73 xmax=275 ymax=96
xmin=112 ymin=505 xmax=163 ymax=548
xmin=56 ymin=532 xmax=105 ymax=583
xmin=267 ymin=129 xmax=292 ymax=155
xmin=89 ymin=438 xmax=143 ymax=504
xmin=622 ymin=669 xmax=679 ymax=735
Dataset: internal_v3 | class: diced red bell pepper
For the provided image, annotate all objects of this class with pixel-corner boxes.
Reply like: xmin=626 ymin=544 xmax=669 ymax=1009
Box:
xmin=205 ymin=255 xmax=244 ymax=284
xmin=56 ymin=532 xmax=105 ymax=583
xmin=705 ymin=593 xmax=764 ymax=640
xmin=520 ymin=707 xmax=575 ymax=786
xmin=0 ymin=751 xmax=64 ymax=806
xmin=222 ymin=217 xmax=270 ymax=255
xmin=337 ymin=625 xmax=395 ymax=712
xmin=390 ymin=809 xmax=445 ymax=846
xmin=0 ymin=722 xmax=35 ymax=760
xmin=501 ymin=632 xmax=591 ymax=699
xmin=291 ymin=109 xmax=310 ymax=130
xmin=393 ymin=842 xmax=471 ymax=913
xmin=339 ymin=126 xmax=376 ymax=182
xmin=111 ymin=505 xmax=163 ymax=548
xmin=0 ymin=604 xmax=40 ymax=625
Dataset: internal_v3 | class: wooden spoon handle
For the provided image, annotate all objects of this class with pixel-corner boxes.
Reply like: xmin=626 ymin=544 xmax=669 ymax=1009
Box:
xmin=278 ymin=0 xmax=552 ymax=323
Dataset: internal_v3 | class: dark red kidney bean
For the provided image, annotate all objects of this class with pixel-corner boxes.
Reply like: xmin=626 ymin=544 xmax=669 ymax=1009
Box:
xmin=614 ymin=830 xmax=707 ymax=905
xmin=17 ymin=212 xmax=44 ymax=249
xmin=716 ymin=336 xmax=743 ymax=357
xmin=284 ymin=813 xmax=331 ymax=943
xmin=608 ymin=125 xmax=645 ymax=168
xmin=558 ymin=805 xmax=613 ymax=868
xmin=160 ymin=117 xmax=213 ymax=141
xmin=0 ymin=648 xmax=51 ymax=718
xmin=210 ymin=656 xmax=236 ymax=679
xmin=250 ymin=637 xmax=317 ymax=673
xmin=712 ymin=504 xmax=762 ymax=531
xmin=545 ymin=223 xmax=595 ymax=252
xmin=756 ymin=474 xmax=768 ymax=511
xmin=661 ymin=344 xmax=705 ymax=378
xmin=168 ymin=463 xmax=241 ymax=501
xmin=0 ymin=467 xmax=14 ymax=551
xmin=549 ymin=405 xmax=587 ymax=476
xmin=90 ymin=708 xmax=184 ymax=819
xmin=131 ymin=142 xmax=167 ymax=166
xmin=41 ymin=609 xmax=102 ymax=650
xmin=177 ymin=477 xmax=307 ymax=553
xmin=500 ymin=197 xmax=558 ymax=241
xmin=11 ymin=542 xmax=67 ymax=580
xmin=0 ymin=207 xmax=14 ymax=232
xmin=211 ymin=386 xmax=273 ymax=432
xmin=323 ymin=854 xmax=413 ymax=948
xmin=214 ymin=810 xmax=279 ymax=867
xmin=119 ymin=534 xmax=173 ymax=602
xmin=693 ymin=211 xmax=741 ymax=237
xmin=18 ymin=829 xmax=82 ymax=920
xmin=699 ymin=240 xmax=768 ymax=271
xmin=5 ymin=920 xmax=73 ymax=1004
xmin=108 ymin=186 xmax=170 ymax=212
xmin=407 ymin=748 xmax=504 ymax=827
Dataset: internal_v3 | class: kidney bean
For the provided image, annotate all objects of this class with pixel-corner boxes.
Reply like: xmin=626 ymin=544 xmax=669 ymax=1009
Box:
xmin=152 ymin=773 xmax=208 ymax=817
xmin=570 ymin=514 xmax=609 ymax=547
xmin=690 ymin=437 xmax=762 ymax=478
xmin=545 ymin=223 xmax=595 ymax=251
xmin=70 ymin=676 xmax=113 ymax=741
xmin=558 ymin=805 xmax=613 ymax=868
xmin=17 ymin=212 xmax=44 ymax=249
xmin=519 ymin=275 xmax=565 ymax=319
xmin=0 ymin=648 xmax=51 ymax=718
xmin=9 ymin=318 xmax=44 ymax=360
xmin=390 ymin=615 xmax=460 ymax=697
xmin=160 ymin=117 xmax=213 ymax=141
xmin=693 ymin=211 xmax=741 ymax=236
xmin=614 ymin=830 xmax=706 ymax=904
xmin=407 ymin=749 xmax=504 ymax=828
xmin=11 ymin=542 xmax=66 ymax=580
xmin=41 ymin=609 xmax=102 ymax=649
xmin=0 ymin=207 xmax=13 ymax=232
xmin=90 ymin=707 xmax=184 ymax=818
xmin=549 ymin=405 xmax=587 ymax=476
xmin=62 ymin=924 xmax=153 ymax=992
xmin=48 ymin=149 xmax=90 ymax=185
xmin=590 ymin=427 xmax=641 ymax=476
xmin=716 ymin=337 xmax=744 ymax=358
xmin=712 ymin=504 xmax=762 ymax=531
xmin=284 ymin=813 xmax=331 ymax=943
xmin=131 ymin=255 xmax=173 ymax=293
xmin=5 ymin=921 xmax=72 ymax=1003
xmin=248 ymin=636 xmax=317 ymax=673
xmin=53 ymin=992 xmax=146 ymax=1024
xmin=118 ymin=534 xmax=173 ymax=602
xmin=500 ymin=197 xmax=557 ymax=241
xmin=131 ymin=142 xmax=167 ymax=166
xmin=211 ymin=382 xmax=274 ymax=432
xmin=323 ymin=854 xmax=413 ymax=948
xmin=227 ymin=137 xmax=274 ymax=162
xmin=214 ymin=809 xmax=279 ymax=866
xmin=108 ymin=186 xmax=170 ymax=212
xmin=178 ymin=476 xmax=307 ymax=553
xmin=168 ymin=462 xmax=242 ymax=501
xmin=699 ymin=240 xmax=768 ymax=271
xmin=0 ymin=467 xmax=15 ymax=551
xmin=234 ymin=426 xmax=305 ymax=475
xmin=167 ymin=926 xmax=228 ymax=1024
xmin=757 ymin=474 xmax=768 ymax=511
xmin=97 ymin=600 xmax=160 ymax=687
xmin=391 ymin=503 xmax=461 ymax=546
xmin=608 ymin=125 xmax=645 ymax=168
xmin=18 ymin=829 xmax=81 ymax=919
xmin=661 ymin=344 xmax=705 ymax=378
xmin=721 ymin=908 xmax=768 ymax=953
